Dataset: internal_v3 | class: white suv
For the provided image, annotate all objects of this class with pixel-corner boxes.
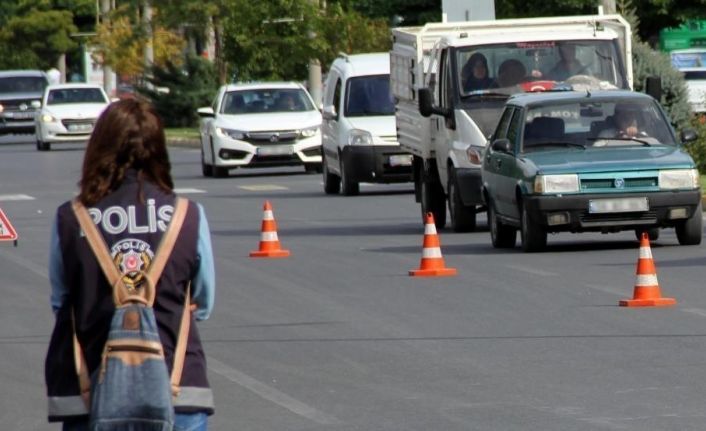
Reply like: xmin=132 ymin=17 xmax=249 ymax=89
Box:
xmin=197 ymin=82 xmax=322 ymax=177
xmin=321 ymin=53 xmax=412 ymax=195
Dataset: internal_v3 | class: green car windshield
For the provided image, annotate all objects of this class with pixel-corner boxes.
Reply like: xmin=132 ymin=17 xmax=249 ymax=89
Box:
xmin=522 ymin=99 xmax=678 ymax=151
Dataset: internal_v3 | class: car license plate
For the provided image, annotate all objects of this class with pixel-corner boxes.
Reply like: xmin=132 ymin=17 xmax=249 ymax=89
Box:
xmin=389 ymin=154 xmax=412 ymax=167
xmin=257 ymin=145 xmax=293 ymax=156
xmin=67 ymin=123 xmax=93 ymax=132
xmin=588 ymin=197 xmax=649 ymax=213
xmin=6 ymin=112 xmax=34 ymax=119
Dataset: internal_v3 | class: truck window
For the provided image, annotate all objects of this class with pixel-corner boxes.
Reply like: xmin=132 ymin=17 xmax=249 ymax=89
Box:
xmin=439 ymin=50 xmax=454 ymax=110
xmin=456 ymin=39 xmax=628 ymax=97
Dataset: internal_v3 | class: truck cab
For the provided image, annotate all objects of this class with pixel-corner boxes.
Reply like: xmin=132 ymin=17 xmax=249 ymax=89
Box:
xmin=391 ymin=14 xmax=633 ymax=231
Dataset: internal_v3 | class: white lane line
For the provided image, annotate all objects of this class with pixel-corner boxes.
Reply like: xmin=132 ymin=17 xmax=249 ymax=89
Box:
xmin=174 ymin=188 xmax=206 ymax=194
xmin=207 ymin=356 xmax=342 ymax=425
xmin=507 ymin=264 xmax=558 ymax=277
xmin=239 ymin=185 xmax=288 ymax=191
xmin=682 ymin=308 xmax=706 ymax=318
xmin=0 ymin=194 xmax=34 ymax=201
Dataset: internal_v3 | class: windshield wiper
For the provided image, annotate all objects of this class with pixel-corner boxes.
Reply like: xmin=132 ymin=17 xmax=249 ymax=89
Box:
xmin=524 ymin=142 xmax=586 ymax=150
xmin=461 ymin=91 xmax=511 ymax=100
xmin=587 ymin=137 xmax=652 ymax=146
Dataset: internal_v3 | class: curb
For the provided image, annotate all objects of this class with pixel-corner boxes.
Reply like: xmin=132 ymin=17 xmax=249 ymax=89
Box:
xmin=167 ymin=138 xmax=199 ymax=148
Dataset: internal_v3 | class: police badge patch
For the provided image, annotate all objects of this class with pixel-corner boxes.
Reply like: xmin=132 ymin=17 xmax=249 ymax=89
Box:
xmin=111 ymin=239 xmax=154 ymax=290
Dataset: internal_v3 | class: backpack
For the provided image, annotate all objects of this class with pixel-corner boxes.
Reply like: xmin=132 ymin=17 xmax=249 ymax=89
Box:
xmin=71 ymin=197 xmax=191 ymax=431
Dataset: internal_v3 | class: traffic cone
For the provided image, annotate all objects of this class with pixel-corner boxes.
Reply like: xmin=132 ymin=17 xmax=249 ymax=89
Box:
xmin=409 ymin=212 xmax=457 ymax=277
xmin=619 ymin=232 xmax=675 ymax=307
xmin=250 ymin=201 xmax=290 ymax=258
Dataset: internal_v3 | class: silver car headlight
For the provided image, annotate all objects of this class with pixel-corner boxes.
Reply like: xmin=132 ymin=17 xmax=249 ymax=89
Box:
xmin=534 ymin=174 xmax=579 ymax=194
xmin=41 ymin=114 xmax=57 ymax=123
xmin=216 ymin=127 xmax=245 ymax=140
xmin=299 ymin=126 xmax=319 ymax=138
xmin=348 ymin=129 xmax=373 ymax=146
xmin=659 ymin=168 xmax=699 ymax=190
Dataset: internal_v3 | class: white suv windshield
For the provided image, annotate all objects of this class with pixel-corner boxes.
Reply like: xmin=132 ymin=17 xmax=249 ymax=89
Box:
xmin=345 ymin=75 xmax=395 ymax=117
xmin=221 ymin=89 xmax=314 ymax=114
xmin=458 ymin=40 xmax=627 ymax=97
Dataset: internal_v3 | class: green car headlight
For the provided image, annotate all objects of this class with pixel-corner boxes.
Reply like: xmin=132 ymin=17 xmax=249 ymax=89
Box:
xmin=534 ymin=174 xmax=579 ymax=194
xmin=659 ymin=168 xmax=699 ymax=190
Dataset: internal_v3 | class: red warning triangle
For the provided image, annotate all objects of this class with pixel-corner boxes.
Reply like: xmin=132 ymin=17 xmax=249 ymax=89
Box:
xmin=0 ymin=208 xmax=18 ymax=241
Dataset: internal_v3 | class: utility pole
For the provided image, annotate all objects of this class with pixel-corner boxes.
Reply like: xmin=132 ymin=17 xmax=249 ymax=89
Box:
xmin=143 ymin=1 xmax=154 ymax=74
xmin=601 ymin=0 xmax=617 ymax=14
xmin=307 ymin=0 xmax=322 ymax=108
xmin=100 ymin=0 xmax=114 ymax=95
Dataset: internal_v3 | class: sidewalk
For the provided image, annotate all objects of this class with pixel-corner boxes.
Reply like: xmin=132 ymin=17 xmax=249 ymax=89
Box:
xmin=167 ymin=137 xmax=199 ymax=148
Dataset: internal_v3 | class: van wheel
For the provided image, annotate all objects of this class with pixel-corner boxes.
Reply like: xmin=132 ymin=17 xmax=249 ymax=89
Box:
xmin=323 ymin=154 xmax=340 ymax=194
xmin=420 ymin=175 xmax=446 ymax=229
xmin=520 ymin=203 xmax=547 ymax=252
xmin=489 ymin=200 xmax=516 ymax=248
xmin=340 ymin=159 xmax=359 ymax=196
xmin=676 ymin=202 xmax=702 ymax=245
xmin=448 ymin=168 xmax=476 ymax=232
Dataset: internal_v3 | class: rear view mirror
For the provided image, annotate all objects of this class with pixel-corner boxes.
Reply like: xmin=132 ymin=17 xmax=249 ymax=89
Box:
xmin=197 ymin=107 xmax=215 ymax=118
xmin=681 ymin=127 xmax=698 ymax=144
xmin=322 ymin=105 xmax=336 ymax=120
xmin=645 ymin=76 xmax=662 ymax=101
xmin=418 ymin=87 xmax=452 ymax=118
xmin=491 ymin=138 xmax=512 ymax=153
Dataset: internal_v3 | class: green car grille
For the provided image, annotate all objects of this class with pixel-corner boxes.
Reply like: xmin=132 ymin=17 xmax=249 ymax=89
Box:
xmin=580 ymin=177 xmax=658 ymax=190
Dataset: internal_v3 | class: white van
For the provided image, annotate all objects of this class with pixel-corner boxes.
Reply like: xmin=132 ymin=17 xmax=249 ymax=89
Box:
xmin=321 ymin=53 xmax=412 ymax=195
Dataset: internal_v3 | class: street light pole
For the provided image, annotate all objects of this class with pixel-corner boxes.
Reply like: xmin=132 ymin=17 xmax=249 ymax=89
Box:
xmin=307 ymin=0 xmax=322 ymax=108
xmin=100 ymin=0 xmax=114 ymax=95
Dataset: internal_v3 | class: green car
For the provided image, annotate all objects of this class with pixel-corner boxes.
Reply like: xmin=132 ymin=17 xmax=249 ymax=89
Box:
xmin=481 ymin=90 xmax=702 ymax=252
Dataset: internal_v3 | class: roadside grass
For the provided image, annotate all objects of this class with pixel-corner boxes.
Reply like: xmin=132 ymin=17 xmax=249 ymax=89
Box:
xmin=165 ymin=128 xmax=199 ymax=140
xmin=702 ymin=175 xmax=706 ymax=195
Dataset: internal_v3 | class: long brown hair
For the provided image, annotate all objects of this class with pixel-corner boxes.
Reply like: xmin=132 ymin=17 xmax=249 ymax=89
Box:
xmin=78 ymin=99 xmax=173 ymax=206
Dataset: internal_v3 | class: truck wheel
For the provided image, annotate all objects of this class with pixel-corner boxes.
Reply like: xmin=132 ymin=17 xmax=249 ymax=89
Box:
xmin=489 ymin=200 xmax=516 ymax=248
xmin=36 ymin=139 xmax=50 ymax=151
xmin=634 ymin=228 xmax=659 ymax=242
xmin=420 ymin=176 xmax=446 ymax=229
xmin=340 ymin=159 xmax=359 ymax=196
xmin=676 ymin=202 xmax=702 ymax=245
xmin=448 ymin=169 xmax=476 ymax=232
xmin=323 ymin=153 xmax=340 ymax=194
xmin=520 ymin=204 xmax=547 ymax=252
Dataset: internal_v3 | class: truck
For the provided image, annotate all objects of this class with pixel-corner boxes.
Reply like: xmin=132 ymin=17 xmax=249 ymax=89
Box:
xmin=390 ymin=14 xmax=634 ymax=231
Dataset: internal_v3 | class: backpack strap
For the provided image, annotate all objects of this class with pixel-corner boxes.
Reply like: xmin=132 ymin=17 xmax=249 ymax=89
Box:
xmin=171 ymin=283 xmax=191 ymax=399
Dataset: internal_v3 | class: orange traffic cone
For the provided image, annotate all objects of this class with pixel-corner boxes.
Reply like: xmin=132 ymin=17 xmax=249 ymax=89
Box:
xmin=250 ymin=201 xmax=290 ymax=258
xmin=619 ymin=232 xmax=675 ymax=307
xmin=409 ymin=212 xmax=457 ymax=277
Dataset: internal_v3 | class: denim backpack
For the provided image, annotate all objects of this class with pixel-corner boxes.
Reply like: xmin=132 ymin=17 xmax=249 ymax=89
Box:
xmin=71 ymin=198 xmax=191 ymax=431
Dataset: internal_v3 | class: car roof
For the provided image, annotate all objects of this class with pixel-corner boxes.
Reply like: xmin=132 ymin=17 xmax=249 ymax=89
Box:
xmin=507 ymin=90 xmax=655 ymax=108
xmin=223 ymin=82 xmax=305 ymax=92
xmin=0 ymin=70 xmax=48 ymax=78
xmin=331 ymin=52 xmax=390 ymax=77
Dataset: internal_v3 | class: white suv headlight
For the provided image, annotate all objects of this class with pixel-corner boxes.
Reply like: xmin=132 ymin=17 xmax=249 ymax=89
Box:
xmin=299 ymin=126 xmax=319 ymax=138
xmin=216 ymin=127 xmax=245 ymax=140
xmin=659 ymin=169 xmax=699 ymax=190
xmin=348 ymin=129 xmax=373 ymax=146
xmin=534 ymin=174 xmax=579 ymax=194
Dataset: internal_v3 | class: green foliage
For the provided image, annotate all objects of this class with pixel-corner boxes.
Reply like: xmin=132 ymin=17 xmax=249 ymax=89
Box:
xmin=138 ymin=56 xmax=219 ymax=128
xmin=315 ymin=4 xmax=391 ymax=73
xmin=685 ymin=116 xmax=706 ymax=173
xmin=0 ymin=8 xmax=77 ymax=70
xmin=632 ymin=39 xmax=692 ymax=128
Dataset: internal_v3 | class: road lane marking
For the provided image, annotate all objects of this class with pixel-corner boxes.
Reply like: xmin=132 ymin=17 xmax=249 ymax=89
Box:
xmin=174 ymin=188 xmax=206 ymax=194
xmin=239 ymin=185 xmax=288 ymax=191
xmin=683 ymin=308 xmax=706 ymax=318
xmin=0 ymin=194 xmax=34 ymax=201
xmin=207 ymin=356 xmax=342 ymax=425
xmin=507 ymin=264 xmax=558 ymax=277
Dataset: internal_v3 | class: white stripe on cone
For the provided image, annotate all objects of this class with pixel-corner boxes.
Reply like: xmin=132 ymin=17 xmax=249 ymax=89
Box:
xmin=635 ymin=274 xmax=659 ymax=286
xmin=639 ymin=247 xmax=653 ymax=259
xmin=261 ymin=231 xmax=278 ymax=241
xmin=422 ymin=247 xmax=442 ymax=258
xmin=263 ymin=210 xmax=274 ymax=220
xmin=424 ymin=223 xmax=437 ymax=235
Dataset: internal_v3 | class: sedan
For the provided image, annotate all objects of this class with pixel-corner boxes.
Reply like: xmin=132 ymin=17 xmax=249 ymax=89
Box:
xmin=35 ymin=83 xmax=110 ymax=151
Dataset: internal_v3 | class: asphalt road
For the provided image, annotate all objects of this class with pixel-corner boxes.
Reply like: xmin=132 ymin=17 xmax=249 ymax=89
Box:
xmin=3 ymin=142 xmax=706 ymax=430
